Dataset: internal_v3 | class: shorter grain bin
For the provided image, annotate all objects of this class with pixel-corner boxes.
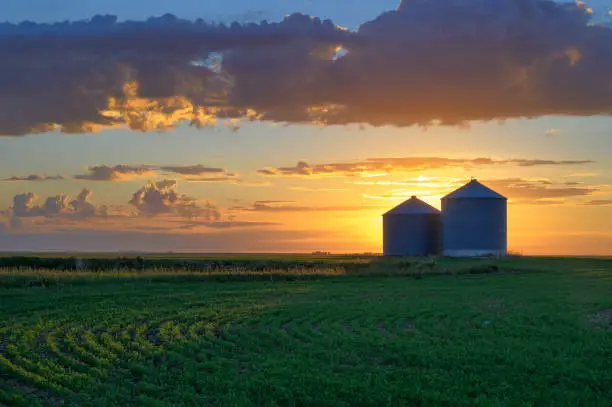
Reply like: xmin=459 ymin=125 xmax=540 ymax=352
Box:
xmin=382 ymin=196 xmax=441 ymax=256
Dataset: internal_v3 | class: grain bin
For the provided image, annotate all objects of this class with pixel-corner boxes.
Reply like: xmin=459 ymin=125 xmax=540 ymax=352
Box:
xmin=441 ymin=179 xmax=507 ymax=257
xmin=383 ymin=196 xmax=441 ymax=256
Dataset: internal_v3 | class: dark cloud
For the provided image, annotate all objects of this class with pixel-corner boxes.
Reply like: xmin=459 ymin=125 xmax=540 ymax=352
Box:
xmin=0 ymin=174 xmax=64 ymax=182
xmin=158 ymin=164 xmax=238 ymax=182
xmin=0 ymin=13 xmax=350 ymax=53
xmin=257 ymin=168 xmax=279 ymax=176
xmin=511 ymin=159 xmax=594 ymax=166
xmin=316 ymin=0 xmax=609 ymax=127
xmin=2 ymin=1 xmax=612 ymax=135
xmin=159 ymin=165 xmax=226 ymax=175
xmin=74 ymin=164 xmax=237 ymax=182
xmin=257 ymin=157 xmax=594 ymax=177
xmin=0 ymin=13 xmax=352 ymax=136
xmin=184 ymin=177 xmax=238 ymax=183
xmin=74 ymin=165 xmax=153 ymax=181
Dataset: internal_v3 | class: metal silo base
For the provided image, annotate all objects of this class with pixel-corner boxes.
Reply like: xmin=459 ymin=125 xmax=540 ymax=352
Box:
xmin=443 ymin=249 xmax=507 ymax=258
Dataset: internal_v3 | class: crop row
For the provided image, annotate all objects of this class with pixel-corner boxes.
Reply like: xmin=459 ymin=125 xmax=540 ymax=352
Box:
xmin=0 ymin=303 xmax=418 ymax=406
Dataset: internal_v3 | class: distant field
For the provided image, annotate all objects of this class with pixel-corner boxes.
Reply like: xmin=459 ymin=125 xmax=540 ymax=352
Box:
xmin=0 ymin=252 xmax=376 ymax=262
xmin=1 ymin=257 xmax=611 ymax=406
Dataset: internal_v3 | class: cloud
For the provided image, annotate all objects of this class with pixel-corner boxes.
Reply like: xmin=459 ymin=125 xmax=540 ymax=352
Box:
xmin=257 ymin=168 xmax=280 ymax=176
xmin=180 ymin=177 xmax=236 ymax=183
xmin=482 ymin=178 xmax=595 ymax=203
xmin=350 ymin=175 xmax=453 ymax=187
xmin=310 ymin=0 xmax=609 ymax=127
xmin=230 ymin=200 xmax=382 ymax=212
xmin=13 ymin=189 xmax=108 ymax=219
xmin=70 ymin=189 xmax=109 ymax=218
xmin=74 ymin=165 xmax=154 ymax=181
xmin=362 ymin=177 xmax=599 ymax=205
xmin=0 ymin=174 xmax=64 ymax=182
xmin=510 ymin=159 xmax=593 ymax=166
xmin=0 ymin=13 xmax=352 ymax=136
xmin=179 ymin=220 xmax=279 ymax=230
xmin=74 ymin=163 xmax=238 ymax=182
xmin=582 ymin=200 xmax=612 ymax=206
xmin=1 ymin=179 xmax=270 ymax=235
xmin=129 ymin=179 xmax=222 ymax=221
xmin=545 ymin=128 xmax=561 ymax=137
xmin=257 ymin=157 xmax=594 ymax=177
xmin=2 ymin=1 xmax=612 ymax=135
xmin=567 ymin=172 xmax=600 ymax=178
xmin=7 ymin=189 xmax=108 ymax=227
xmin=157 ymin=164 xmax=239 ymax=182
xmin=158 ymin=164 xmax=226 ymax=176
xmin=289 ymin=187 xmax=347 ymax=192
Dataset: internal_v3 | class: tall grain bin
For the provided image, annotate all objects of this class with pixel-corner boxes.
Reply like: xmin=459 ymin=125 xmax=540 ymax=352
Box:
xmin=442 ymin=179 xmax=507 ymax=257
xmin=383 ymin=196 xmax=441 ymax=256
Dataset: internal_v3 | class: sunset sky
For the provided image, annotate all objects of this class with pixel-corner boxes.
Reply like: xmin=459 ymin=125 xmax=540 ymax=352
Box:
xmin=1 ymin=0 xmax=612 ymax=254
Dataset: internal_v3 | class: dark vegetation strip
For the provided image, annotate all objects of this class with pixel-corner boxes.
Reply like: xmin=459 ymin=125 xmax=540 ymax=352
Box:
xmin=0 ymin=256 xmax=542 ymax=290
xmin=0 ymin=256 xmax=371 ymax=271
xmin=1 ymin=256 xmax=610 ymax=291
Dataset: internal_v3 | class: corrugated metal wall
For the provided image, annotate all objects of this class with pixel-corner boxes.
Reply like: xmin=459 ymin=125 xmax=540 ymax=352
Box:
xmin=383 ymin=214 xmax=441 ymax=256
xmin=442 ymin=198 xmax=507 ymax=257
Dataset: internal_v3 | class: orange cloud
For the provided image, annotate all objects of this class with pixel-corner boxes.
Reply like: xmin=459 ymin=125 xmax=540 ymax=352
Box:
xmin=230 ymin=200 xmax=383 ymax=213
xmin=362 ymin=177 xmax=601 ymax=205
xmin=583 ymin=200 xmax=612 ymax=206
xmin=481 ymin=178 xmax=596 ymax=204
xmin=257 ymin=157 xmax=594 ymax=177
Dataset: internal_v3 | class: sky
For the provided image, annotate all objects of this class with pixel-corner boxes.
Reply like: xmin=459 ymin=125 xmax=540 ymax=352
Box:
xmin=1 ymin=0 xmax=612 ymax=254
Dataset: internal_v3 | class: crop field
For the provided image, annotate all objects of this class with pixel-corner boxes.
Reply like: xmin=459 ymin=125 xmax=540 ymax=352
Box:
xmin=1 ymin=257 xmax=611 ymax=406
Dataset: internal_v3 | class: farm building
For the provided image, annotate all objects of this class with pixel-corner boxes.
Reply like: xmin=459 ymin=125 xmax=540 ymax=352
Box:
xmin=382 ymin=196 xmax=441 ymax=256
xmin=441 ymin=179 xmax=507 ymax=257
xmin=383 ymin=179 xmax=507 ymax=257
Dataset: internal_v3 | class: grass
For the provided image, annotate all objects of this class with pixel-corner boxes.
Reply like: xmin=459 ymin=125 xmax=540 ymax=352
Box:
xmin=0 ymin=257 xmax=611 ymax=406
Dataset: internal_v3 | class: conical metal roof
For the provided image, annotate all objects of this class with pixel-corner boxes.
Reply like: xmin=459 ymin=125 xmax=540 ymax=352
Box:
xmin=383 ymin=196 xmax=441 ymax=216
xmin=442 ymin=179 xmax=506 ymax=200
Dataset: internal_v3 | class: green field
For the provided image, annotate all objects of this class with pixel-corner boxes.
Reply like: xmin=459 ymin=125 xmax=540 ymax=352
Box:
xmin=1 ymin=257 xmax=611 ymax=406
